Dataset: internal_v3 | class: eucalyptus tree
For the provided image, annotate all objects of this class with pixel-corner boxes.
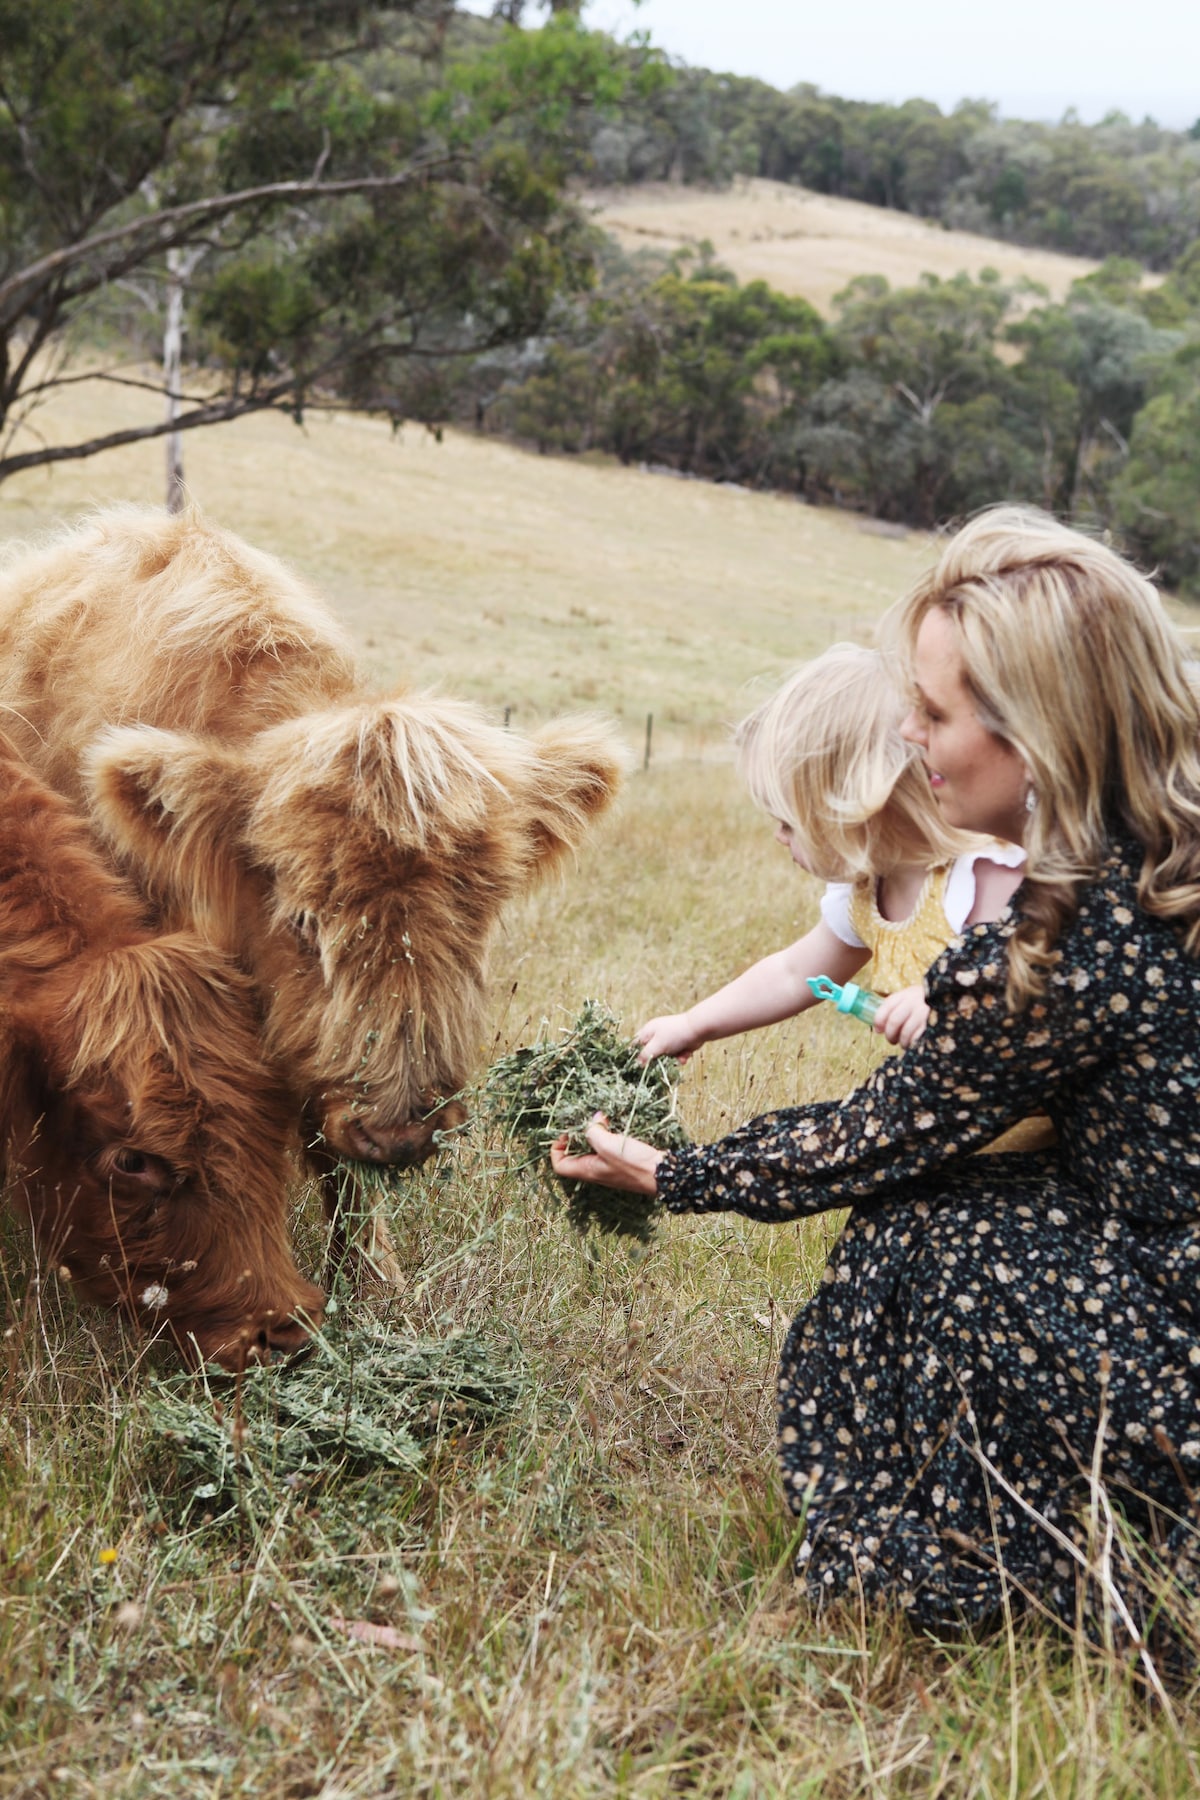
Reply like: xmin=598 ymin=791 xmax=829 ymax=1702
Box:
xmin=0 ymin=0 xmax=647 ymax=488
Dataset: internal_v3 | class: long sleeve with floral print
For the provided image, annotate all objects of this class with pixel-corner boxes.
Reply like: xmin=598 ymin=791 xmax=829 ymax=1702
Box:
xmin=656 ymin=839 xmax=1200 ymax=1229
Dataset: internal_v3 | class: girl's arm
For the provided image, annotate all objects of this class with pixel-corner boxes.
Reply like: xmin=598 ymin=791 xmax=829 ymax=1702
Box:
xmin=565 ymin=861 xmax=1149 ymax=1217
xmin=967 ymin=854 xmax=1026 ymax=926
xmin=636 ymin=920 xmax=866 ymax=1062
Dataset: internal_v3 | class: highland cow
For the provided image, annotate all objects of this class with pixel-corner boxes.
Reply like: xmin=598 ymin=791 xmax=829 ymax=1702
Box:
xmin=0 ymin=508 xmax=623 ymax=1274
xmin=0 ymin=731 xmax=325 ymax=1366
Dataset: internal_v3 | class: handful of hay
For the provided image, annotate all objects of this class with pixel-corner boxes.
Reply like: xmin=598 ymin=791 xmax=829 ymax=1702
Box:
xmin=143 ymin=1318 xmax=526 ymax=1519
xmin=481 ymin=999 xmax=690 ymax=1244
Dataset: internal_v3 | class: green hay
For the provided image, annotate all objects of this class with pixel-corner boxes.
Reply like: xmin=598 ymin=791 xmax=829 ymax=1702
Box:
xmin=326 ymin=1155 xmax=412 ymax=1285
xmin=480 ymin=999 xmax=690 ymax=1244
xmin=143 ymin=1318 xmax=526 ymax=1520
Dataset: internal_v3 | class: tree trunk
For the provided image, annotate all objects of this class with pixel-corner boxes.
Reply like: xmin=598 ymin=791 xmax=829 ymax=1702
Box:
xmin=163 ymin=246 xmax=203 ymax=513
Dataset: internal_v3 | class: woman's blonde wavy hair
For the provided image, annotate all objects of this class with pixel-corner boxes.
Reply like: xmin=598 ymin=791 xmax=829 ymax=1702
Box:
xmin=735 ymin=642 xmax=977 ymax=883
xmin=888 ymin=505 xmax=1200 ymax=1009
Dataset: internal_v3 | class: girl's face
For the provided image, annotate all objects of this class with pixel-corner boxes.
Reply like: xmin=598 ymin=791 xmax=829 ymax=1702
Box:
xmin=901 ymin=607 xmax=1029 ymax=845
xmin=774 ymin=820 xmax=814 ymax=872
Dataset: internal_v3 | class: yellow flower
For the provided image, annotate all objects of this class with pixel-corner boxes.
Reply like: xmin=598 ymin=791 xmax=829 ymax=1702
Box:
xmin=98 ymin=1547 xmax=118 ymax=1566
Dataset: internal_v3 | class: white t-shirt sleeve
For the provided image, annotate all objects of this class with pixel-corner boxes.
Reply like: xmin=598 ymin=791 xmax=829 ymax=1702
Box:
xmin=943 ymin=840 xmax=1027 ymax=934
xmin=820 ymin=880 xmax=867 ymax=949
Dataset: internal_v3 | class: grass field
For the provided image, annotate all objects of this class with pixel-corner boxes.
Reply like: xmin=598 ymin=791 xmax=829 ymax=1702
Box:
xmin=0 ymin=370 xmax=936 ymax=747
xmin=2 ymin=371 xmax=1200 ymax=1796
xmin=586 ymin=177 xmax=1116 ymax=315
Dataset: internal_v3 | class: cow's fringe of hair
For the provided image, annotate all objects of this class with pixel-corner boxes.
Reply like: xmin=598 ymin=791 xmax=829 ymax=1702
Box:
xmin=59 ymin=937 xmax=261 ymax=1090
xmin=249 ymin=706 xmax=626 ymax=1115
xmin=0 ymin=726 xmax=322 ymax=1363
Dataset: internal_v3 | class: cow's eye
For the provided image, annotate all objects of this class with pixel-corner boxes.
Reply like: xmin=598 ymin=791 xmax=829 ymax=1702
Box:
xmin=290 ymin=912 xmax=321 ymax=954
xmin=101 ymin=1147 xmax=175 ymax=1191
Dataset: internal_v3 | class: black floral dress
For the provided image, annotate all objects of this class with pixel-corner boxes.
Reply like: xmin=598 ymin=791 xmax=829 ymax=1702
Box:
xmin=657 ymin=839 xmax=1200 ymax=1630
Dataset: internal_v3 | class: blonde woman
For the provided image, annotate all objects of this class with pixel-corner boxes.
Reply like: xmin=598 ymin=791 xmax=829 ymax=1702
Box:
xmin=555 ymin=507 xmax=1200 ymax=1634
xmin=636 ymin=643 xmax=1024 ymax=1059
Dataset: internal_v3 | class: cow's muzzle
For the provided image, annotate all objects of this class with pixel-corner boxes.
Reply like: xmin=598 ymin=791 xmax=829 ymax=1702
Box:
xmin=325 ymin=1098 xmax=468 ymax=1167
xmin=181 ymin=1287 xmax=326 ymax=1370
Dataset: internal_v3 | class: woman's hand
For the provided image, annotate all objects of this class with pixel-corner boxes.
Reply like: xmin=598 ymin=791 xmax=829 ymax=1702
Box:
xmin=549 ymin=1114 xmax=665 ymax=1194
xmin=872 ymin=983 xmax=930 ymax=1048
xmin=635 ymin=1014 xmax=699 ymax=1064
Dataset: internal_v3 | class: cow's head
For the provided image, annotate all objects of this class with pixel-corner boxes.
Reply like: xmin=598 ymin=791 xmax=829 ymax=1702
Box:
xmin=0 ymin=935 xmax=325 ymax=1369
xmin=86 ymin=699 xmax=623 ymax=1163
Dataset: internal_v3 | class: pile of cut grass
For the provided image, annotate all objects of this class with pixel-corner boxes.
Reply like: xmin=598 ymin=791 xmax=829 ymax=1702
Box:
xmin=143 ymin=1316 xmax=526 ymax=1521
xmin=480 ymin=998 xmax=690 ymax=1244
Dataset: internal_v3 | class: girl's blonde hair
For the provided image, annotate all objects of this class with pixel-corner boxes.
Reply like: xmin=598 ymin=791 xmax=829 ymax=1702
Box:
xmin=888 ymin=505 xmax=1200 ymax=1009
xmin=735 ymin=642 xmax=976 ymax=882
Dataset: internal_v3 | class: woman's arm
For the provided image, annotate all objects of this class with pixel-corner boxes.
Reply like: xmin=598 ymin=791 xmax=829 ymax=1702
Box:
xmin=637 ymin=921 xmax=865 ymax=1062
xmin=655 ymin=891 xmax=1142 ymax=1224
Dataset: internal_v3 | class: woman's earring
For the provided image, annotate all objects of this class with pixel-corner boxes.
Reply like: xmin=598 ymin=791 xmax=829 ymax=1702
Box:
xmin=1025 ymin=786 xmax=1038 ymax=814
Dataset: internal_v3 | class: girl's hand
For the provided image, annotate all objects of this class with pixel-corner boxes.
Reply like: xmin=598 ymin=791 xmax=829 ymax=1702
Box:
xmin=873 ymin=983 xmax=930 ymax=1048
xmin=635 ymin=1014 xmax=699 ymax=1064
xmin=549 ymin=1114 xmax=664 ymax=1194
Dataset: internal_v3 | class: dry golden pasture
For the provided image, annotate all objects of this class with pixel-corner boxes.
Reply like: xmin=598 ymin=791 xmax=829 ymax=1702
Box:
xmin=0 ymin=369 xmax=935 ymax=752
xmin=3 ymin=382 xmax=1200 ymax=1797
xmin=587 ymin=175 xmax=1111 ymax=313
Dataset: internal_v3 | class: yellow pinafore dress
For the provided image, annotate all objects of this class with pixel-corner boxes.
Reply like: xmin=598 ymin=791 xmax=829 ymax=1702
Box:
xmin=848 ymin=868 xmax=1056 ymax=1157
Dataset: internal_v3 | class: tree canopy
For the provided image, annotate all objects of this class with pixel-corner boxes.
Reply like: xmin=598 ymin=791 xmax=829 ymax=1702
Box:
xmin=6 ymin=4 xmax=1200 ymax=595
xmin=582 ymin=74 xmax=1200 ymax=272
xmin=464 ymin=240 xmax=1200 ymax=591
xmin=0 ymin=0 xmax=659 ymax=483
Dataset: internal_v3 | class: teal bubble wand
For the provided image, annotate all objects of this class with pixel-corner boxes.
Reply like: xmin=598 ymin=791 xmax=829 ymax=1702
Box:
xmin=807 ymin=974 xmax=883 ymax=1026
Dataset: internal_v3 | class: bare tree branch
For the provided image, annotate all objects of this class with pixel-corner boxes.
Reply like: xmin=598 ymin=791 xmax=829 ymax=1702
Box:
xmin=14 ymin=366 xmax=215 ymax=404
xmin=0 ymin=158 xmax=461 ymax=321
xmin=0 ymin=387 xmax=301 ymax=480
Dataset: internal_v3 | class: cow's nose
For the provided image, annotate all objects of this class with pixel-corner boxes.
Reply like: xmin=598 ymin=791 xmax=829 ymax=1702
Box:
xmin=345 ymin=1116 xmax=438 ymax=1165
xmin=226 ymin=1291 xmax=324 ymax=1367
xmin=265 ymin=1333 xmax=317 ymax=1367
xmin=346 ymin=1099 xmax=469 ymax=1166
xmin=263 ymin=1299 xmax=324 ymax=1356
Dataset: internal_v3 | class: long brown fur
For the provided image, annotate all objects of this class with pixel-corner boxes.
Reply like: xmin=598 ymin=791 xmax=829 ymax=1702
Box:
xmin=0 ymin=731 xmax=324 ymax=1366
xmin=0 ymin=508 xmax=624 ymax=1266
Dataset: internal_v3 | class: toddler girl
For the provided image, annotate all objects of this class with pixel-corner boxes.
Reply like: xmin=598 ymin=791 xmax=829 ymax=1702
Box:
xmin=637 ymin=643 xmax=1026 ymax=1060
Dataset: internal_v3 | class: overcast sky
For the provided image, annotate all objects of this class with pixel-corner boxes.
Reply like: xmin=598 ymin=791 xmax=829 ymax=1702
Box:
xmin=458 ymin=0 xmax=1199 ymax=129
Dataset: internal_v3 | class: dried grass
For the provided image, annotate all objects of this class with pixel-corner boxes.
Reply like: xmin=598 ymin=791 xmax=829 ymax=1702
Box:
xmin=141 ymin=1317 xmax=527 ymax=1522
xmin=6 ymin=761 xmax=1196 ymax=1796
xmin=587 ymin=175 xmax=1110 ymax=316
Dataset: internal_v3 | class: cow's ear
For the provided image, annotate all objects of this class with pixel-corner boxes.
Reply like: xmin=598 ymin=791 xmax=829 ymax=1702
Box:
xmin=83 ymin=726 xmax=253 ymax=941
xmin=515 ymin=717 xmax=626 ymax=873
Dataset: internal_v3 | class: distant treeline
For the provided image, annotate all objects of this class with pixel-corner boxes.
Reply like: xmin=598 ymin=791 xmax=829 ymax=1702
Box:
xmin=403 ymin=20 xmax=1200 ymax=594
xmin=418 ymin=240 xmax=1200 ymax=595
xmin=56 ymin=4 xmax=1195 ymax=592
xmin=580 ymin=68 xmax=1200 ymax=273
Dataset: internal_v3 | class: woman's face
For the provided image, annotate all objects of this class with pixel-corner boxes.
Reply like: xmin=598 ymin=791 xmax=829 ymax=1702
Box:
xmin=901 ymin=607 xmax=1030 ymax=845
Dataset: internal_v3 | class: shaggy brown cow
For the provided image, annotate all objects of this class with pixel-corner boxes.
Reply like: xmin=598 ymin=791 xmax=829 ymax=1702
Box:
xmin=0 ymin=508 xmax=623 ymax=1273
xmin=0 ymin=731 xmax=325 ymax=1366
